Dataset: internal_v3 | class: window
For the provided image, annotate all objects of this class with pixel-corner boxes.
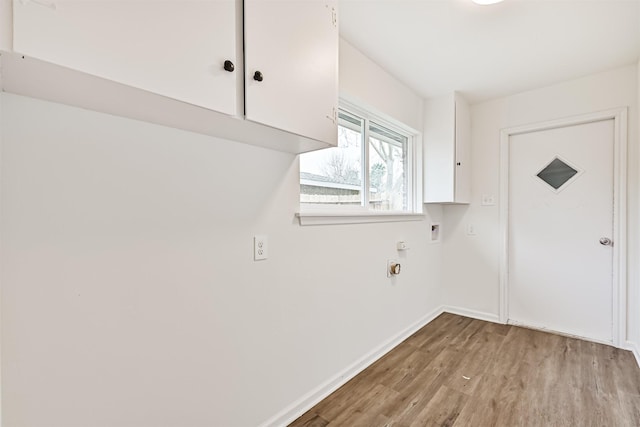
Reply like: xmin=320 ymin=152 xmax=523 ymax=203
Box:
xmin=299 ymin=102 xmax=422 ymax=222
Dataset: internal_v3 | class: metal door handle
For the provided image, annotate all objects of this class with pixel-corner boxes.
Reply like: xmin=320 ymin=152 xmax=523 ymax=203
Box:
xmin=599 ymin=237 xmax=613 ymax=246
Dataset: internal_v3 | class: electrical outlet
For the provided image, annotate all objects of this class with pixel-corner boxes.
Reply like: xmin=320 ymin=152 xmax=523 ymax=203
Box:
xmin=254 ymin=235 xmax=268 ymax=260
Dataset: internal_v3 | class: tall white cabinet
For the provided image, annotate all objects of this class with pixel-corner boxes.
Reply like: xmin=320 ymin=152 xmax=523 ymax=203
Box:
xmin=423 ymin=92 xmax=471 ymax=204
xmin=5 ymin=0 xmax=338 ymax=152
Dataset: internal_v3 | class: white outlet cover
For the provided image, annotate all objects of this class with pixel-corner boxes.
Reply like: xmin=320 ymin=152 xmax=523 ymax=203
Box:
xmin=254 ymin=235 xmax=268 ymax=260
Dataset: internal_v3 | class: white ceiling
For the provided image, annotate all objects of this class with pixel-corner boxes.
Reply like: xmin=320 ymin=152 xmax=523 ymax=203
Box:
xmin=339 ymin=0 xmax=640 ymax=104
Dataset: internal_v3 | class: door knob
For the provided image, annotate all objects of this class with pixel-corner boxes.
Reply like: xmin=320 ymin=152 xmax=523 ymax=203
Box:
xmin=599 ymin=237 xmax=613 ymax=246
xmin=253 ymin=71 xmax=264 ymax=82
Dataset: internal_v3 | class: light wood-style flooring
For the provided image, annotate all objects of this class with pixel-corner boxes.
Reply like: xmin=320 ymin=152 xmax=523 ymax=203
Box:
xmin=289 ymin=313 xmax=640 ymax=427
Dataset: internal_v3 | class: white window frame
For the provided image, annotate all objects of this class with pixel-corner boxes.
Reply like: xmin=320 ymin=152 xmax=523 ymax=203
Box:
xmin=297 ymin=99 xmax=423 ymax=226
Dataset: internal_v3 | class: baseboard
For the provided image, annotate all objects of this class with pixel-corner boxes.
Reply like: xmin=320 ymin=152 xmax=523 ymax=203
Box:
xmin=625 ymin=340 xmax=640 ymax=368
xmin=506 ymin=318 xmax=614 ymax=347
xmin=258 ymin=305 xmax=445 ymax=427
xmin=441 ymin=305 xmax=501 ymax=324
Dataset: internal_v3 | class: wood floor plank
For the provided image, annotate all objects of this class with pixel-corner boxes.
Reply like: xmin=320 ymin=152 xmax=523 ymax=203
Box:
xmin=445 ymin=323 xmax=506 ymax=396
xmin=481 ymin=321 xmax=512 ymax=336
xmin=618 ymin=392 xmax=640 ymax=426
xmin=325 ymin=383 xmax=398 ymax=427
xmin=382 ymin=348 xmax=437 ymax=392
xmin=382 ymin=368 xmax=450 ymax=426
xmin=452 ymin=395 xmax=501 ymax=427
xmin=609 ymin=345 xmax=640 ymax=396
xmin=447 ymin=318 xmax=486 ymax=351
xmin=404 ymin=314 xmax=472 ymax=355
xmin=370 ymin=413 xmax=392 ymax=427
xmin=288 ymin=314 xmax=640 ymax=427
xmin=585 ymin=340 xmax=620 ymax=397
xmin=485 ymin=325 xmax=542 ymax=377
xmin=408 ymin=385 xmax=468 ymax=427
xmin=310 ymin=375 xmax=370 ymax=421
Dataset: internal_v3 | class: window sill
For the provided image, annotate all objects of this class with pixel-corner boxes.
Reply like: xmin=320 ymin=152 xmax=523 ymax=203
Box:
xmin=295 ymin=211 xmax=425 ymax=226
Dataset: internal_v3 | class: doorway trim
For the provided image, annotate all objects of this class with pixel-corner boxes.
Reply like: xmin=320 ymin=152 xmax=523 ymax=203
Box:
xmin=499 ymin=108 xmax=628 ymax=347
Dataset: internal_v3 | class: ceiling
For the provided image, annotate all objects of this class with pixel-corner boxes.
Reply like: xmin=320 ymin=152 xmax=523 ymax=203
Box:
xmin=339 ymin=0 xmax=640 ymax=104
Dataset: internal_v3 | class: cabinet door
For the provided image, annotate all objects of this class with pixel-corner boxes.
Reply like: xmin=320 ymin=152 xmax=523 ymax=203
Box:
xmin=244 ymin=0 xmax=338 ymax=146
xmin=12 ymin=0 xmax=238 ymax=115
xmin=423 ymin=94 xmax=456 ymax=203
xmin=454 ymin=93 xmax=471 ymax=203
xmin=423 ymin=92 xmax=470 ymax=204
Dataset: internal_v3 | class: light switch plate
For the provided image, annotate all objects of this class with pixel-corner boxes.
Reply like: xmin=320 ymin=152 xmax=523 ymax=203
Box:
xmin=481 ymin=194 xmax=496 ymax=206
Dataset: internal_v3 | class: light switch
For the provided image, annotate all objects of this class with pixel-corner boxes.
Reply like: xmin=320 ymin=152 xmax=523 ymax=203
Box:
xmin=481 ymin=194 xmax=496 ymax=206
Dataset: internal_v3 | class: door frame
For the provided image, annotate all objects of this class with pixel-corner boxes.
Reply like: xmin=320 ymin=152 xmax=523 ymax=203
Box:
xmin=499 ymin=108 xmax=628 ymax=347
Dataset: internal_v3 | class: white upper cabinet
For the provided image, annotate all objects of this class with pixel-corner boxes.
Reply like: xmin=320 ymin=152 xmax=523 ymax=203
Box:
xmin=423 ymin=92 xmax=471 ymax=204
xmin=12 ymin=0 xmax=239 ymax=116
xmin=244 ymin=0 xmax=338 ymax=146
xmin=5 ymin=0 xmax=338 ymax=152
xmin=0 ymin=0 xmax=10 ymax=51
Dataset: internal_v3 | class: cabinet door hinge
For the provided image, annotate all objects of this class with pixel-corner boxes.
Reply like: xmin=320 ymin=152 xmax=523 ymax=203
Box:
xmin=326 ymin=4 xmax=337 ymax=28
xmin=326 ymin=107 xmax=337 ymax=125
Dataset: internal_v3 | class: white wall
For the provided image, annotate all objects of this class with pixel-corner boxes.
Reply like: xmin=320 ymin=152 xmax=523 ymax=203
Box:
xmin=339 ymin=39 xmax=423 ymax=132
xmin=0 ymin=44 xmax=441 ymax=427
xmin=442 ymin=65 xmax=639 ymax=338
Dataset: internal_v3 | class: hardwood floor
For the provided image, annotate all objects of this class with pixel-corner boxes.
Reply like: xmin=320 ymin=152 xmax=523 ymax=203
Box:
xmin=288 ymin=313 xmax=640 ymax=427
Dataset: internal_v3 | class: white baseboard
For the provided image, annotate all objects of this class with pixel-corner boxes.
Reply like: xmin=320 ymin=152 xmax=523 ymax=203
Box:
xmin=506 ymin=318 xmax=618 ymax=346
xmin=625 ymin=340 xmax=640 ymax=368
xmin=258 ymin=305 xmax=445 ymax=427
xmin=441 ymin=305 xmax=501 ymax=324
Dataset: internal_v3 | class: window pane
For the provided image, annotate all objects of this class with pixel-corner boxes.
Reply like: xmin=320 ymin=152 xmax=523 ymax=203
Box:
xmin=369 ymin=123 xmax=407 ymax=211
xmin=537 ymin=157 xmax=579 ymax=190
xmin=300 ymin=112 xmax=363 ymax=206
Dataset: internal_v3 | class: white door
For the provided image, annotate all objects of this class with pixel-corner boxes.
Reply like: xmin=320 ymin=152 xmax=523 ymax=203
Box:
xmin=508 ymin=119 xmax=614 ymax=343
